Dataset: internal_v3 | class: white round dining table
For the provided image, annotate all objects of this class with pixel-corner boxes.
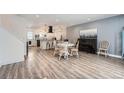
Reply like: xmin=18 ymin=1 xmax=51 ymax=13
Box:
xmin=57 ymin=42 xmax=75 ymax=59
xmin=57 ymin=42 xmax=74 ymax=47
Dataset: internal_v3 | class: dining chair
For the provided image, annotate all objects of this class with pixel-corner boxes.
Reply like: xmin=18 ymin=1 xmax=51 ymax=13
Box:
xmin=58 ymin=43 xmax=69 ymax=60
xmin=70 ymin=40 xmax=79 ymax=57
xmin=53 ymin=40 xmax=62 ymax=56
xmin=98 ymin=40 xmax=109 ymax=57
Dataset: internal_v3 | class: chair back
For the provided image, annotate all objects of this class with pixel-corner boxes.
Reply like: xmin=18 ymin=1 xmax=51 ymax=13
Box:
xmin=75 ymin=40 xmax=79 ymax=49
xmin=99 ymin=41 xmax=109 ymax=49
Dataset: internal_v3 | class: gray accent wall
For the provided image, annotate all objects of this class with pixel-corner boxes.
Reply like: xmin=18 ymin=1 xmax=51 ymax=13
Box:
xmin=67 ymin=15 xmax=124 ymax=56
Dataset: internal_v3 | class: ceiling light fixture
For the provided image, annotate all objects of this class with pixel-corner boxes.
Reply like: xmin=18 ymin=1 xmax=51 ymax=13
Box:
xmin=35 ymin=14 xmax=40 ymax=18
xmin=87 ymin=18 xmax=91 ymax=21
xmin=55 ymin=19 xmax=59 ymax=22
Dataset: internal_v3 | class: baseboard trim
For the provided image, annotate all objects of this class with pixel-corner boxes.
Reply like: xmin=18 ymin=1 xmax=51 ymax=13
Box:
xmin=97 ymin=52 xmax=122 ymax=59
xmin=108 ymin=54 xmax=122 ymax=59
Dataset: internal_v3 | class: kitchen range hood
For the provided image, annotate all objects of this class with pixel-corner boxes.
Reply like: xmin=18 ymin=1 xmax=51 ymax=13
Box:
xmin=48 ymin=26 xmax=53 ymax=33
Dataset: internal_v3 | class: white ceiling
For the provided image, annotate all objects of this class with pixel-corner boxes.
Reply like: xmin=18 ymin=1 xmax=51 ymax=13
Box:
xmin=17 ymin=14 xmax=119 ymax=27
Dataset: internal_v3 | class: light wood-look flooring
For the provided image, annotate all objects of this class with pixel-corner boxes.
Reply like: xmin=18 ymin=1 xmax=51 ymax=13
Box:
xmin=0 ymin=47 xmax=124 ymax=79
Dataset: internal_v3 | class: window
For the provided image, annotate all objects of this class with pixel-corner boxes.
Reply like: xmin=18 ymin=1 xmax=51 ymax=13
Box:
xmin=27 ymin=32 xmax=33 ymax=39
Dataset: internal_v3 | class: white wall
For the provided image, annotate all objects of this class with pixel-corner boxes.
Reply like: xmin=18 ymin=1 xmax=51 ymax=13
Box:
xmin=0 ymin=15 xmax=30 ymax=65
xmin=0 ymin=15 xmax=29 ymax=42
xmin=0 ymin=28 xmax=24 ymax=65
xmin=0 ymin=15 xmax=31 ymax=57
